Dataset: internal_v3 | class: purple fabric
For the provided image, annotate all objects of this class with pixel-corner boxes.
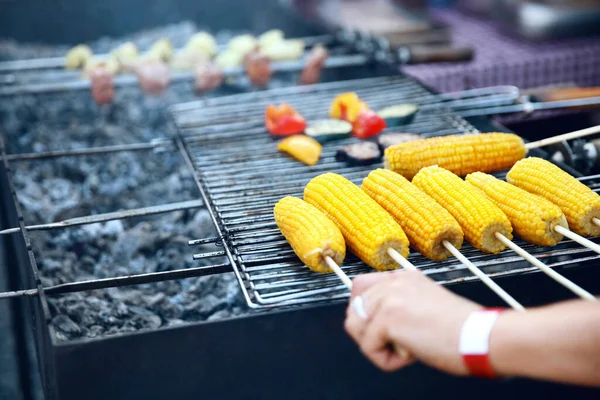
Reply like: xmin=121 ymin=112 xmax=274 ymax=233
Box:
xmin=402 ymin=10 xmax=600 ymax=93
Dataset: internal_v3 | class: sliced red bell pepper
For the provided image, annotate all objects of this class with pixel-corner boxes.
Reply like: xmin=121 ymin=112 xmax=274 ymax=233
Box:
xmin=352 ymin=109 xmax=387 ymax=139
xmin=330 ymin=93 xmax=386 ymax=138
xmin=265 ymin=103 xmax=307 ymax=136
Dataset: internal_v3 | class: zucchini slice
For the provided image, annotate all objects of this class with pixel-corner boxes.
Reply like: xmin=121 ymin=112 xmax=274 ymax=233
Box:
xmin=377 ymin=104 xmax=418 ymax=127
xmin=305 ymin=119 xmax=352 ymax=143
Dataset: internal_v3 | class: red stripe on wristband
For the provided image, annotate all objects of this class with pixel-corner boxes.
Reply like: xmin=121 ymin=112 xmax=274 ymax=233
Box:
xmin=460 ymin=308 xmax=506 ymax=379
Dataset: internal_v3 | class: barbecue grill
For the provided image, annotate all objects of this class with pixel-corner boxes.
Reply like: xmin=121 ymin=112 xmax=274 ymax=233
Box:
xmin=1 ymin=5 xmax=600 ymax=400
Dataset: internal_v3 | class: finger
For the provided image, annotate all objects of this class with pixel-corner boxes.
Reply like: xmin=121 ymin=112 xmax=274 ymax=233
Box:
xmin=352 ymin=271 xmax=394 ymax=298
xmin=344 ymin=283 xmax=393 ymax=343
xmin=359 ymin=306 xmax=416 ymax=372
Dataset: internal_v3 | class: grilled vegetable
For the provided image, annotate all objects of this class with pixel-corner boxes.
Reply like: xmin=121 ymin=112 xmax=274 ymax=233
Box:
xmin=413 ymin=166 xmax=513 ymax=254
xmin=65 ymin=44 xmax=93 ymax=70
xmin=265 ymin=103 xmax=307 ymax=136
xmin=377 ymin=133 xmax=421 ymax=150
xmin=363 ymin=169 xmax=463 ymax=260
xmin=277 ymin=135 xmax=322 ymax=166
xmin=353 ymin=109 xmax=387 ymax=139
xmin=507 ymin=157 xmax=600 ymax=236
xmin=274 ymin=196 xmax=346 ymax=273
xmin=215 ymin=49 xmax=244 ymax=69
xmin=466 ymin=172 xmax=568 ymax=246
xmin=329 ymin=92 xmax=386 ymax=139
xmin=184 ymin=32 xmax=218 ymax=57
xmin=228 ymin=34 xmax=258 ymax=57
xmin=305 ymin=119 xmax=352 ymax=143
xmin=171 ymin=50 xmax=209 ymax=71
xmin=304 ymin=173 xmax=410 ymax=270
xmin=384 ymin=133 xmax=527 ymax=179
xmin=377 ymin=104 xmax=418 ymax=127
xmin=335 ymin=142 xmax=381 ymax=166
xmin=259 ymin=29 xmax=285 ymax=48
xmin=147 ymin=38 xmax=174 ymax=62
xmin=260 ymin=39 xmax=305 ymax=61
xmin=109 ymin=42 xmax=139 ymax=67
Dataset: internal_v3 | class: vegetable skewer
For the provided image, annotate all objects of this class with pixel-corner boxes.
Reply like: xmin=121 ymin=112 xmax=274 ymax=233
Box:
xmin=363 ymin=169 xmax=524 ymax=309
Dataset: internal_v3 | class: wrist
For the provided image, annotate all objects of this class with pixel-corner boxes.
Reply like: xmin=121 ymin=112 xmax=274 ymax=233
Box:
xmin=488 ymin=310 xmax=524 ymax=377
xmin=459 ymin=307 xmax=506 ymax=378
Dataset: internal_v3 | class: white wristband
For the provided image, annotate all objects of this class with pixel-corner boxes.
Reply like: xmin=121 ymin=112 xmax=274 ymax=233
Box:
xmin=459 ymin=308 xmax=504 ymax=378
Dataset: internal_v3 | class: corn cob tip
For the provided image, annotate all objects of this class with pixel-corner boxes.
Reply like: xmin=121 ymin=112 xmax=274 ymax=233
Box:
xmin=413 ymin=165 xmax=512 ymax=254
xmin=362 ymin=168 xmax=463 ymax=260
xmin=274 ymin=196 xmax=345 ymax=273
xmin=304 ymin=173 xmax=410 ymax=271
xmin=507 ymin=157 xmax=600 ymax=237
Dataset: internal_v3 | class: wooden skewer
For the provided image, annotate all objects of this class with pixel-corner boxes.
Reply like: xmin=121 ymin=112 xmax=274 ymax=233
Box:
xmin=553 ymin=225 xmax=600 ymax=255
xmin=525 ymin=125 xmax=600 ymax=150
xmin=494 ymin=232 xmax=596 ymax=301
xmin=386 ymin=248 xmax=419 ymax=271
xmin=442 ymin=240 xmax=526 ymax=311
xmin=593 ymin=218 xmax=600 ymax=229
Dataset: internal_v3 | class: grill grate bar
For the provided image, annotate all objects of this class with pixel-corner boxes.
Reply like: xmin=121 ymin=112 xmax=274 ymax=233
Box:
xmin=171 ymin=75 xmax=600 ymax=309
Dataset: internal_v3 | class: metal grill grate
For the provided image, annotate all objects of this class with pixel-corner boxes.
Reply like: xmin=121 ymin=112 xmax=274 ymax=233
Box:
xmin=170 ymin=75 xmax=600 ymax=309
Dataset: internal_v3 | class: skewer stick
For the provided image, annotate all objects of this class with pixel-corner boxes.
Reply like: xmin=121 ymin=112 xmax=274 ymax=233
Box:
xmin=386 ymin=248 xmax=419 ymax=271
xmin=494 ymin=232 xmax=596 ymax=301
xmin=525 ymin=125 xmax=600 ymax=150
xmin=554 ymin=225 xmax=600 ymax=255
xmin=593 ymin=218 xmax=600 ymax=229
xmin=442 ymin=240 xmax=526 ymax=311
xmin=325 ymin=256 xmax=354 ymax=290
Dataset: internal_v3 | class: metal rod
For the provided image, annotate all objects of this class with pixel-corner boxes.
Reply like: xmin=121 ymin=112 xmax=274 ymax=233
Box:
xmin=0 ymin=263 xmax=232 ymax=299
xmin=0 ymin=199 xmax=204 ymax=235
xmin=554 ymin=226 xmax=600 ymax=255
xmin=1 ymin=139 xmax=172 ymax=162
xmin=495 ymin=232 xmax=595 ymax=301
xmin=442 ymin=240 xmax=526 ymax=311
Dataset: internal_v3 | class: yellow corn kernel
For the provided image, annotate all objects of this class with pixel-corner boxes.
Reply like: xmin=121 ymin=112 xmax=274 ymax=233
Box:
xmin=413 ymin=166 xmax=513 ymax=253
xmin=507 ymin=157 xmax=600 ymax=236
xmin=304 ymin=173 xmax=409 ymax=271
xmin=277 ymin=135 xmax=322 ymax=166
xmin=466 ymin=172 xmax=568 ymax=246
xmin=384 ymin=133 xmax=526 ymax=179
xmin=274 ymin=196 xmax=346 ymax=273
xmin=362 ymin=169 xmax=463 ymax=260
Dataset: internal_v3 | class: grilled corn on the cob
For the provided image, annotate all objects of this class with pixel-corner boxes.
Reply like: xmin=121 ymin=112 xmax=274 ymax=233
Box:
xmin=384 ymin=133 xmax=526 ymax=179
xmin=413 ymin=166 xmax=513 ymax=253
xmin=507 ymin=157 xmax=600 ymax=236
xmin=304 ymin=173 xmax=410 ymax=270
xmin=362 ymin=169 xmax=463 ymax=260
xmin=277 ymin=135 xmax=322 ymax=166
xmin=274 ymin=196 xmax=346 ymax=273
xmin=466 ymin=172 xmax=568 ymax=246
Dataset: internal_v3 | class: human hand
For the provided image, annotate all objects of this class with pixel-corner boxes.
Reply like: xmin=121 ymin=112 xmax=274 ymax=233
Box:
xmin=344 ymin=270 xmax=480 ymax=374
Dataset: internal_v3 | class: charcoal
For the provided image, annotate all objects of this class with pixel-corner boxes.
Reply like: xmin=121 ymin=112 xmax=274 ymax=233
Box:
xmin=0 ymin=22 xmax=307 ymax=342
xmin=52 ymin=315 xmax=81 ymax=335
